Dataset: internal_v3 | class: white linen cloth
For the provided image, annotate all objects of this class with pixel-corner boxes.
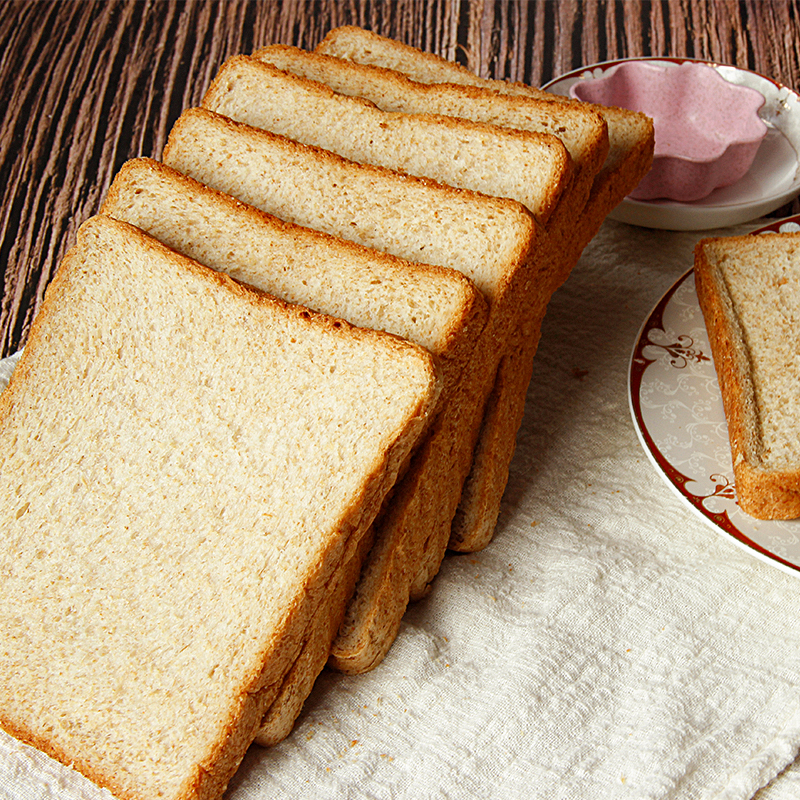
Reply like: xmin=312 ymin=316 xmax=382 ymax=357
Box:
xmin=2 ymin=217 xmax=800 ymax=800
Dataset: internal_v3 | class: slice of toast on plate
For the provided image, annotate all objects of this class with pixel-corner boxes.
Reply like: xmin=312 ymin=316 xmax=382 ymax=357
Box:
xmin=695 ymin=232 xmax=800 ymax=520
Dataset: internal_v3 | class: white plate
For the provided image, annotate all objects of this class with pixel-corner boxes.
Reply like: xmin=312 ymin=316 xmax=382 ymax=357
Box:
xmin=628 ymin=215 xmax=800 ymax=576
xmin=544 ymin=58 xmax=800 ymax=231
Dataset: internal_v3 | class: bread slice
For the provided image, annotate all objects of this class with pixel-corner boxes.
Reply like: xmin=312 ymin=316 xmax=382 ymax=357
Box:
xmin=161 ymin=107 xmax=541 ymax=675
xmin=200 ymin=54 xmax=572 ymax=227
xmin=315 ymin=26 xmax=654 ymax=553
xmin=100 ymin=157 xmax=487 ymax=403
xmin=694 ymin=232 xmax=800 ymax=519
xmin=0 ymin=214 xmax=440 ymax=798
xmin=251 ymin=44 xmax=609 ymax=221
xmin=317 ymin=25 xmax=654 ymax=205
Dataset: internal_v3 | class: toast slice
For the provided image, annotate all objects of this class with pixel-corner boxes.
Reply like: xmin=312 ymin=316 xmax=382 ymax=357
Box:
xmin=162 ymin=107 xmax=541 ymax=676
xmin=193 ymin=50 xmax=632 ymax=663
xmin=694 ymin=232 xmax=800 ymax=519
xmin=197 ymin=52 xmax=595 ymax=573
xmin=251 ymin=43 xmax=609 ymax=222
xmin=100 ymin=157 xmax=487 ymax=403
xmin=0 ymin=215 xmax=440 ymax=798
xmin=316 ymin=26 xmax=654 ymax=553
xmin=200 ymin=54 xmax=572 ymax=228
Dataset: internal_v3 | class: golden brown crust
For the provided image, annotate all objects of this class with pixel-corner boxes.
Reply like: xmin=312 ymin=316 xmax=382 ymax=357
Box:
xmin=255 ymin=44 xmax=608 ymax=253
xmin=258 ymin=42 xmax=609 ymax=168
xmin=449 ymin=128 xmax=653 ymax=550
xmin=447 ymin=139 xmax=652 ymax=552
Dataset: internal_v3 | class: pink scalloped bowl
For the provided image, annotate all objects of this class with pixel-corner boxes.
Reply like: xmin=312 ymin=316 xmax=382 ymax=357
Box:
xmin=570 ymin=61 xmax=768 ymax=202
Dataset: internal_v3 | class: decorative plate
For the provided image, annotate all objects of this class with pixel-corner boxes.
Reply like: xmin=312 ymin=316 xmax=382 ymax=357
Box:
xmin=628 ymin=215 xmax=800 ymax=576
xmin=544 ymin=58 xmax=800 ymax=231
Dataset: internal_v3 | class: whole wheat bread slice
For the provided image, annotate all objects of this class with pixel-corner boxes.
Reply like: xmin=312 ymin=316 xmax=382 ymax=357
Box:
xmin=100 ymin=157 xmax=487 ymax=403
xmin=316 ymin=26 xmax=654 ymax=554
xmin=0 ymin=215 xmax=440 ymax=798
xmin=198 ymin=54 xmax=594 ymax=583
xmin=161 ymin=107 xmax=542 ymax=676
xmin=694 ymin=232 xmax=800 ymax=519
xmin=252 ymin=44 xmax=608 ymax=221
xmin=200 ymin=54 xmax=572 ymax=228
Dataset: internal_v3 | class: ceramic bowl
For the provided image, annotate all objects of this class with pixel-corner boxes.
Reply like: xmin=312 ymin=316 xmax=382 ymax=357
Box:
xmin=570 ymin=60 xmax=768 ymax=202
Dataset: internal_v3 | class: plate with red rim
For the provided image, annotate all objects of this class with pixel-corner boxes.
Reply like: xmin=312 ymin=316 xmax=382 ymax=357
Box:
xmin=628 ymin=214 xmax=800 ymax=576
xmin=544 ymin=58 xmax=800 ymax=231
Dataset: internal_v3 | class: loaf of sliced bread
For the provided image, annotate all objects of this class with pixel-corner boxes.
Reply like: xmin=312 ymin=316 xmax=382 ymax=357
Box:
xmin=0 ymin=215 xmax=440 ymax=798
xmin=100 ymin=157 xmax=487 ymax=400
xmin=314 ymin=26 xmax=654 ymax=554
xmin=695 ymin=232 xmax=800 ymax=519
xmin=200 ymin=54 xmax=572 ymax=227
xmin=161 ymin=107 xmax=541 ymax=675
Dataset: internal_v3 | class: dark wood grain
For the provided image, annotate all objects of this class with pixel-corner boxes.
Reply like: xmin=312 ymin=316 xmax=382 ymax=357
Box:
xmin=2 ymin=0 xmax=800 ymax=357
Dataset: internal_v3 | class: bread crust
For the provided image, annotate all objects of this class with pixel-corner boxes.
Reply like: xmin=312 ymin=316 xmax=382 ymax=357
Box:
xmin=317 ymin=25 xmax=654 ymax=186
xmin=450 ymin=132 xmax=653 ymax=551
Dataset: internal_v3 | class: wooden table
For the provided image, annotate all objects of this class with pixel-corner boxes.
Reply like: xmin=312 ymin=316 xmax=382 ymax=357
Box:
xmin=2 ymin=0 xmax=800 ymax=359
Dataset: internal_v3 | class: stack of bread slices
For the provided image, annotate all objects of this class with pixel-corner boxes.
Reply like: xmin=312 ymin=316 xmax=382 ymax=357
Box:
xmin=0 ymin=26 xmax=654 ymax=800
